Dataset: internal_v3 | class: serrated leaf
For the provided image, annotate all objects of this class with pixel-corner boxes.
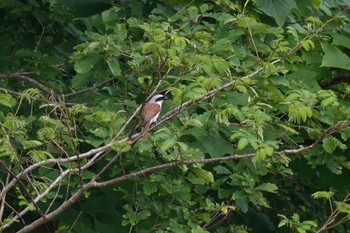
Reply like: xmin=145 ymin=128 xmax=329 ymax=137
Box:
xmin=191 ymin=226 xmax=209 ymax=233
xmin=189 ymin=168 xmax=214 ymax=184
xmin=311 ymin=191 xmax=334 ymax=199
xmin=326 ymin=160 xmax=342 ymax=175
xmin=321 ymin=43 xmax=350 ymax=70
xmin=184 ymin=118 xmax=203 ymax=128
xmin=202 ymin=134 xmax=233 ymax=157
xmin=71 ymin=73 xmax=91 ymax=89
xmin=237 ymin=137 xmax=249 ymax=150
xmin=74 ymin=55 xmax=99 ymax=74
xmin=322 ymin=136 xmax=337 ymax=153
xmin=28 ymin=150 xmax=53 ymax=162
xmin=301 ymin=40 xmax=310 ymax=51
xmin=335 ymin=201 xmax=350 ymax=214
xmin=332 ymin=33 xmax=350 ymax=49
xmin=255 ymin=148 xmax=266 ymax=161
xmin=111 ymin=141 xmax=131 ymax=152
xmin=200 ymin=3 xmax=209 ymax=13
xmin=21 ymin=140 xmax=43 ymax=150
xmin=143 ymin=182 xmax=157 ymax=195
xmin=255 ymin=183 xmax=278 ymax=193
xmin=265 ymin=146 xmax=274 ymax=156
xmin=107 ymin=57 xmax=121 ymax=76
xmin=0 ymin=92 xmax=17 ymax=108
xmin=160 ymin=138 xmax=177 ymax=152
xmin=142 ymin=42 xmax=155 ymax=53
xmin=277 ymin=124 xmax=299 ymax=135
xmin=214 ymin=165 xmax=231 ymax=175
xmin=256 ymin=0 xmax=297 ymax=26
xmin=136 ymin=210 xmax=151 ymax=222
xmin=321 ymin=97 xmax=337 ymax=107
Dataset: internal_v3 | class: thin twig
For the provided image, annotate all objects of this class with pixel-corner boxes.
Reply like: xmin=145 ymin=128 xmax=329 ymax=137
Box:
xmin=64 ymin=77 xmax=116 ymax=98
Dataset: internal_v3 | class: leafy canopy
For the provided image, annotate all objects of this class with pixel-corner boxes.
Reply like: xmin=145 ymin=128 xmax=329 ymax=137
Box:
xmin=1 ymin=0 xmax=350 ymax=232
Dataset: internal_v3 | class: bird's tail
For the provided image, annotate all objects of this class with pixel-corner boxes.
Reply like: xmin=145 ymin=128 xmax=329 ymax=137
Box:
xmin=142 ymin=121 xmax=150 ymax=140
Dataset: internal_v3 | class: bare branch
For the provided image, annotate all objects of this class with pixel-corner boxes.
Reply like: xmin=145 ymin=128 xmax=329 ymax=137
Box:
xmin=63 ymin=77 xmax=116 ymax=98
xmin=0 ymin=73 xmax=51 ymax=95
xmin=1 ymin=150 xmax=106 ymax=229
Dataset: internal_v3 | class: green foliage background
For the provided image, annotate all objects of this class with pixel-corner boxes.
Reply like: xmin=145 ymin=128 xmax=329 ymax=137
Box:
xmin=1 ymin=0 xmax=350 ymax=232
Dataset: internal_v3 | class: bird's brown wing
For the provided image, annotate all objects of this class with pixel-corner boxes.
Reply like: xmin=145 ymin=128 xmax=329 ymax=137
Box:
xmin=142 ymin=103 xmax=160 ymax=124
xmin=142 ymin=103 xmax=160 ymax=140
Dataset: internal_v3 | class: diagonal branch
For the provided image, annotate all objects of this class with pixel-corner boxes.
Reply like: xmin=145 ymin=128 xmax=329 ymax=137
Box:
xmin=63 ymin=77 xmax=116 ymax=98
xmin=12 ymin=120 xmax=349 ymax=233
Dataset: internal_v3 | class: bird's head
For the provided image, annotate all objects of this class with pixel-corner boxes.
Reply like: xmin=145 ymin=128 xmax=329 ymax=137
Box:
xmin=148 ymin=94 xmax=166 ymax=104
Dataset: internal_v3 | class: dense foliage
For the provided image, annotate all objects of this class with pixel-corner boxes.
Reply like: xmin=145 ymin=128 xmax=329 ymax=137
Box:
xmin=1 ymin=0 xmax=350 ymax=232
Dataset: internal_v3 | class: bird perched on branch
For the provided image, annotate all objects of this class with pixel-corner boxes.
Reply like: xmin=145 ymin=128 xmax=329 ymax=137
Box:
xmin=142 ymin=94 xmax=166 ymax=140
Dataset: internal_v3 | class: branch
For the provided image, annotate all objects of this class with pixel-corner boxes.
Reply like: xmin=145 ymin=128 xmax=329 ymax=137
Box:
xmin=13 ymin=120 xmax=349 ymax=233
xmin=0 ymin=144 xmax=111 ymax=201
xmin=316 ymin=193 xmax=350 ymax=233
xmin=63 ymin=77 xmax=116 ymax=98
xmin=276 ymin=120 xmax=350 ymax=156
xmin=0 ymin=87 xmax=20 ymax=96
xmin=0 ymin=73 xmax=116 ymax=99
xmin=0 ymin=73 xmax=51 ymax=95
xmin=1 ymin=150 xmax=106 ymax=229
xmin=319 ymin=73 xmax=350 ymax=89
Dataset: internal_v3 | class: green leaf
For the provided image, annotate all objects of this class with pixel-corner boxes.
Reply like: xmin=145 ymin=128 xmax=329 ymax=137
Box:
xmin=335 ymin=201 xmax=350 ymax=214
xmin=111 ymin=141 xmax=131 ymax=153
xmin=71 ymin=73 xmax=91 ymax=89
xmin=277 ymin=124 xmax=299 ymax=135
xmin=21 ymin=140 xmax=43 ymax=150
xmin=331 ymin=33 xmax=350 ymax=49
xmin=136 ymin=210 xmax=151 ymax=222
xmin=74 ymin=55 xmax=99 ymax=74
xmin=321 ymin=43 xmax=350 ymax=70
xmin=114 ymin=23 xmax=128 ymax=42
xmin=199 ymin=3 xmax=209 ymax=13
xmin=312 ymin=0 xmax=321 ymax=8
xmin=237 ymin=137 xmax=249 ymax=150
xmin=214 ymin=165 xmax=231 ymax=175
xmin=322 ymin=136 xmax=344 ymax=153
xmin=27 ymin=150 xmax=53 ymax=162
xmin=142 ymin=183 xmax=157 ymax=195
xmin=326 ymin=160 xmax=342 ymax=175
xmin=256 ymin=0 xmax=297 ymax=26
xmin=122 ymin=204 xmax=151 ymax=226
xmin=160 ymin=138 xmax=177 ymax=152
xmin=212 ymin=57 xmax=230 ymax=74
xmin=202 ymin=134 xmax=233 ymax=158
xmin=101 ymin=8 xmax=117 ymax=25
xmin=311 ymin=191 xmax=334 ymax=199
xmin=322 ymin=136 xmax=337 ymax=153
xmin=188 ymin=168 xmax=214 ymax=184
xmin=107 ymin=57 xmax=121 ymax=76
xmin=191 ymin=226 xmax=209 ymax=233
xmin=255 ymin=183 xmax=278 ymax=193
xmin=255 ymin=148 xmax=267 ymax=161
xmin=0 ymin=92 xmax=16 ymax=108
xmin=184 ymin=118 xmax=203 ymax=128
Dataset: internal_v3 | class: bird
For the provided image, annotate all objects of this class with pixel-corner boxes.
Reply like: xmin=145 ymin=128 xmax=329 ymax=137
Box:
xmin=142 ymin=94 xmax=166 ymax=140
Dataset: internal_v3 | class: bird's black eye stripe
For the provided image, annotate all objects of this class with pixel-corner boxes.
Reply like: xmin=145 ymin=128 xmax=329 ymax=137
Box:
xmin=155 ymin=96 xmax=166 ymax=101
